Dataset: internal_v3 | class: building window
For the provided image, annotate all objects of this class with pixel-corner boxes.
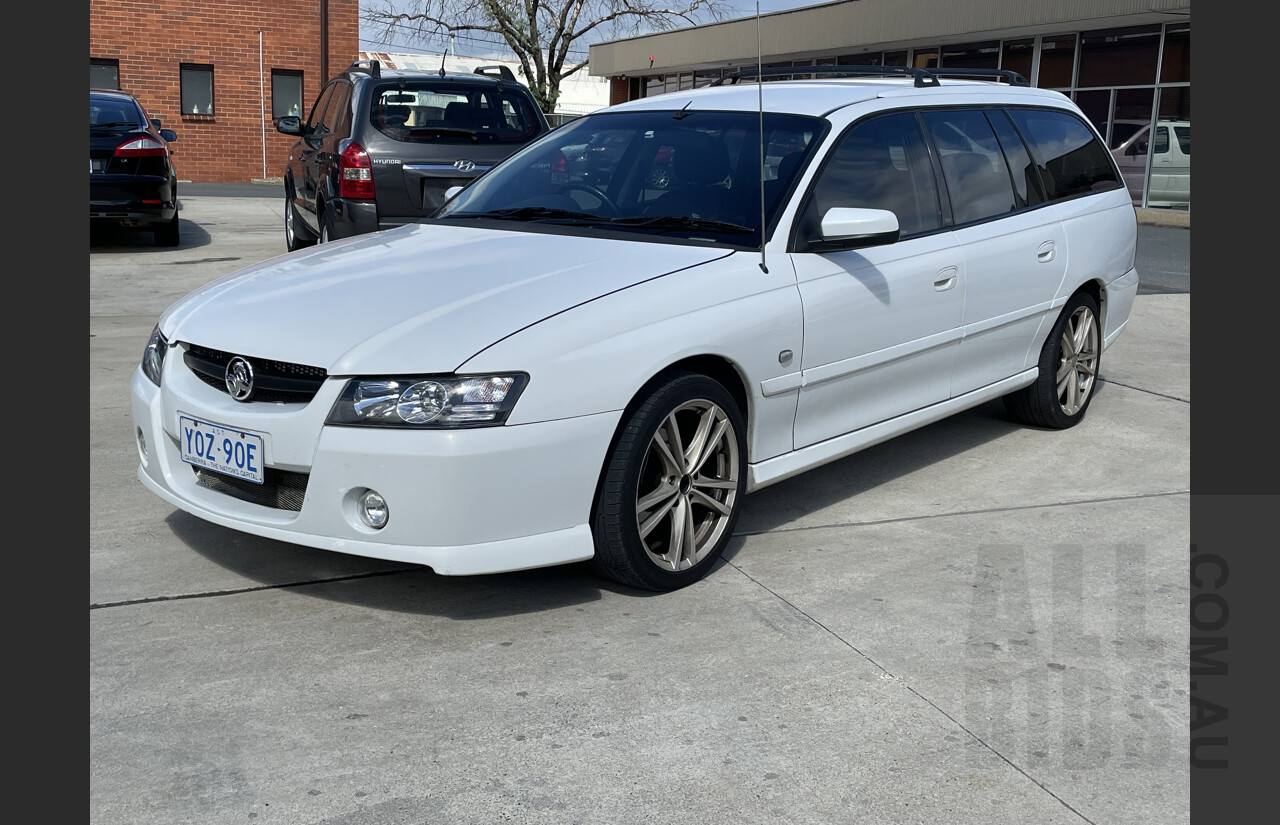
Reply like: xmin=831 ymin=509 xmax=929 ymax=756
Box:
xmin=1001 ymin=39 xmax=1035 ymax=80
xmin=271 ymin=70 xmax=304 ymax=119
xmin=181 ymin=63 xmax=215 ymax=115
xmin=940 ymin=41 xmax=1000 ymax=70
xmin=1077 ymin=25 xmax=1161 ymax=88
xmin=91 ymin=59 xmax=119 ymax=90
xmin=1038 ymin=34 xmax=1078 ymax=89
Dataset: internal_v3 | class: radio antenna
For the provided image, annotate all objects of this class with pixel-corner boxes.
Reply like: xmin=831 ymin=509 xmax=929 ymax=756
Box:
xmin=439 ymin=49 xmax=447 ymax=78
xmin=755 ymin=1 xmax=768 ymax=274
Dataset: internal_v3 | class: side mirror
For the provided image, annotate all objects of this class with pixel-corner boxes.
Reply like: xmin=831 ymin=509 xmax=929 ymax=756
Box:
xmin=159 ymin=129 xmax=178 ymax=142
xmin=276 ymin=115 xmax=304 ymax=136
xmin=807 ymin=207 xmax=900 ymax=252
xmin=444 ymin=186 xmax=465 ymax=201
xmin=150 ymin=118 xmax=163 ymax=130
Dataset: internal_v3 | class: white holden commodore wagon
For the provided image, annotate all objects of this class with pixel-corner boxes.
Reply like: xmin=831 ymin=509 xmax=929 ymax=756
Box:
xmin=132 ymin=66 xmax=1139 ymax=592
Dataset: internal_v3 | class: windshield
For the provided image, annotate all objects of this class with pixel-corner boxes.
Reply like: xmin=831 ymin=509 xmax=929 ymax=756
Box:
xmin=435 ymin=109 xmax=825 ymax=247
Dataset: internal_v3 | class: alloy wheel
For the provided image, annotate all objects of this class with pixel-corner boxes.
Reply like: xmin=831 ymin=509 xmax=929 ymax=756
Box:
xmin=1056 ymin=305 xmax=1100 ymax=416
xmin=634 ymin=398 xmax=740 ymax=572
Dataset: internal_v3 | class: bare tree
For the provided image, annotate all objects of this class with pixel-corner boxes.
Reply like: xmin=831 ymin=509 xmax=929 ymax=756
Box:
xmin=360 ymin=0 xmax=735 ymax=113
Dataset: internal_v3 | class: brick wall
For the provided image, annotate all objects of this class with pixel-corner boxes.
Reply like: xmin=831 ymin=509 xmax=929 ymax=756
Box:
xmin=90 ymin=0 xmax=359 ymax=183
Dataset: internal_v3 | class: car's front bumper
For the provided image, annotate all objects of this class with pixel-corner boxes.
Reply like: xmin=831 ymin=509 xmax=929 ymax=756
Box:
xmin=130 ymin=361 xmax=616 ymax=575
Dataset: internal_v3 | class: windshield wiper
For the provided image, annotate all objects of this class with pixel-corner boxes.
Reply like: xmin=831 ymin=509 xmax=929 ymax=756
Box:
xmin=447 ymin=206 xmax=605 ymax=223
xmin=92 ymin=121 xmax=140 ymax=129
xmin=606 ymin=215 xmax=755 ymax=234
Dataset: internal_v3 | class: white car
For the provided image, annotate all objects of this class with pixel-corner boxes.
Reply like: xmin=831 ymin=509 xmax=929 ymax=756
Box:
xmin=1111 ymin=119 xmax=1191 ymax=208
xmin=132 ymin=66 xmax=1139 ymax=592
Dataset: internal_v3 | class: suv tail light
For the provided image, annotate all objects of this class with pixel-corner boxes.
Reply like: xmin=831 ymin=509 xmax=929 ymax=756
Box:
xmin=550 ymin=150 xmax=568 ymax=185
xmin=114 ymin=136 xmax=168 ymax=158
xmin=339 ymin=141 xmax=375 ymax=200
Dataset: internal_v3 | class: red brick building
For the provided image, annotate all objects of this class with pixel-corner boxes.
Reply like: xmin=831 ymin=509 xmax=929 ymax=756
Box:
xmin=90 ymin=1 xmax=359 ymax=183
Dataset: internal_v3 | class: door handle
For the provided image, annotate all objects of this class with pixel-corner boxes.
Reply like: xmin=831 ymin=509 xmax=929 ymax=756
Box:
xmin=934 ymin=266 xmax=958 ymax=291
xmin=1037 ymin=241 xmax=1056 ymax=263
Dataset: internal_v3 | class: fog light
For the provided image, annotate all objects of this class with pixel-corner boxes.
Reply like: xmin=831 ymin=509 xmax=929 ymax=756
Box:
xmin=358 ymin=490 xmax=389 ymax=529
xmin=136 ymin=427 xmax=149 ymax=463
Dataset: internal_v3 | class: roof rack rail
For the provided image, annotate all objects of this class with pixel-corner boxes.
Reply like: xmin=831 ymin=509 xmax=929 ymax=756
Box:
xmin=711 ymin=65 xmax=1027 ymax=88
xmin=474 ymin=65 xmax=517 ymax=83
xmin=345 ymin=59 xmax=382 ymax=79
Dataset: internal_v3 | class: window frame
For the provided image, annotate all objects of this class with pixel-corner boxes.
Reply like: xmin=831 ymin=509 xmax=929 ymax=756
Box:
xmin=271 ymin=69 xmax=304 ymax=121
xmin=90 ymin=58 xmax=120 ymax=90
xmin=180 ymin=63 xmax=216 ymax=116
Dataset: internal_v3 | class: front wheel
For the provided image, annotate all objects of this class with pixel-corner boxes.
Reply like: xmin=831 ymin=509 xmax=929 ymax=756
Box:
xmin=1003 ymin=291 xmax=1102 ymax=429
xmin=285 ymin=192 xmax=316 ymax=251
xmin=591 ymin=372 xmax=746 ymax=592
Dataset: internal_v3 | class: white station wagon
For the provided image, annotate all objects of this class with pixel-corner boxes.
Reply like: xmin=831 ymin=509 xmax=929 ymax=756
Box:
xmin=132 ymin=66 xmax=1139 ymax=592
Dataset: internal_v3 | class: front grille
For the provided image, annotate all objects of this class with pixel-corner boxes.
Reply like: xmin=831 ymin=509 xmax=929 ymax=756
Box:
xmin=183 ymin=344 xmax=328 ymax=404
xmin=192 ymin=465 xmax=309 ymax=511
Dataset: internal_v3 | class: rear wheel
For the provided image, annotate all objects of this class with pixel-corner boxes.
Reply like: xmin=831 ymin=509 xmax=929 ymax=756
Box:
xmin=591 ymin=372 xmax=746 ymax=592
xmin=1003 ymin=291 xmax=1102 ymax=429
xmin=285 ymin=192 xmax=316 ymax=251
xmin=154 ymin=211 xmax=179 ymax=247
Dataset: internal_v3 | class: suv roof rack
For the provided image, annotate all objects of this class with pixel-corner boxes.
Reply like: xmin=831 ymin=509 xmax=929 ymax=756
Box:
xmin=345 ymin=59 xmax=382 ymax=79
xmin=712 ymin=65 xmax=1028 ymax=88
xmin=474 ymin=65 xmax=517 ymax=84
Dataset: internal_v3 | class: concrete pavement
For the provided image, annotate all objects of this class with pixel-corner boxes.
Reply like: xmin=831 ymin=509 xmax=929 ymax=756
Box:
xmin=90 ymin=196 xmax=1190 ymax=825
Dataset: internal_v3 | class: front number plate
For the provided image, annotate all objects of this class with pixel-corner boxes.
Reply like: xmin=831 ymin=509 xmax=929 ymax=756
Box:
xmin=179 ymin=416 xmax=265 ymax=484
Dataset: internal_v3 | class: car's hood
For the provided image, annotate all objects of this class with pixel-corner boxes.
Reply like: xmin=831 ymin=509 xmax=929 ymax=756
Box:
xmin=161 ymin=223 xmax=733 ymax=374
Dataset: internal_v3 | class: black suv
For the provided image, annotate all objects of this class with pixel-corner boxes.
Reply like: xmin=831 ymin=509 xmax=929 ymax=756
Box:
xmin=276 ymin=60 xmax=550 ymax=250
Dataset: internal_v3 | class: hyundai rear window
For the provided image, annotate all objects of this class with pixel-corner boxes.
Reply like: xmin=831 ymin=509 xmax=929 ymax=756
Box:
xmin=370 ymin=84 xmax=541 ymax=144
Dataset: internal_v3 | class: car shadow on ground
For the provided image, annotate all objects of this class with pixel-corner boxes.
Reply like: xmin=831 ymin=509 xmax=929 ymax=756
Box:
xmin=162 ymin=381 xmax=1113 ymax=618
xmin=90 ymin=208 xmax=212 ymax=251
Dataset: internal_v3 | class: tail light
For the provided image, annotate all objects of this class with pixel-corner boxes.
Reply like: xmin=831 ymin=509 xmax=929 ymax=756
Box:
xmin=339 ymin=141 xmax=375 ymax=200
xmin=114 ymin=136 xmax=168 ymax=158
xmin=550 ymin=149 xmax=568 ymax=185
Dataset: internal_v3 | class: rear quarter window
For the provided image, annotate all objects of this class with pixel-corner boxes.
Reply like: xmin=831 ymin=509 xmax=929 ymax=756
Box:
xmin=1006 ymin=108 xmax=1121 ymax=201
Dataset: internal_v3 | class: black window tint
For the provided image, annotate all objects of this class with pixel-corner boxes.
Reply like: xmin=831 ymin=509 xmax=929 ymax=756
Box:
xmin=1173 ymin=125 xmax=1190 ymax=155
xmin=802 ymin=112 xmax=940 ymax=240
xmin=306 ymin=85 xmax=334 ymax=132
xmin=922 ymin=109 xmax=1016 ymax=225
xmin=1007 ymin=108 xmax=1120 ymax=201
xmin=322 ymin=82 xmax=349 ymax=133
xmin=1153 ymin=126 xmax=1169 ymax=154
xmin=986 ymin=109 xmax=1045 ymax=208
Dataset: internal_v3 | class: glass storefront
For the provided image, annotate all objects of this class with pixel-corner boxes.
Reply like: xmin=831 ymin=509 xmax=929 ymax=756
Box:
xmin=634 ymin=21 xmax=1190 ymax=211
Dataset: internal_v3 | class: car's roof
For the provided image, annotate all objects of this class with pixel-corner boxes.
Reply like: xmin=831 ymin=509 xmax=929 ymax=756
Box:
xmin=605 ymin=78 xmax=1069 ymax=119
xmin=90 ymin=88 xmax=138 ymax=100
xmin=354 ymin=67 xmax=524 ymax=88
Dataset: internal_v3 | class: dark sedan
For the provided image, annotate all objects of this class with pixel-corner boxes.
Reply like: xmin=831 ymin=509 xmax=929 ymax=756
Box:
xmin=90 ymin=89 xmax=180 ymax=246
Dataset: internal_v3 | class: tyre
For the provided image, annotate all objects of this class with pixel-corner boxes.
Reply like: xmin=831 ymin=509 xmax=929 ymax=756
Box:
xmin=319 ymin=204 xmax=333 ymax=244
xmin=154 ymin=211 xmax=180 ymax=247
xmin=1003 ymin=291 xmax=1102 ymax=429
xmin=591 ymin=372 xmax=747 ymax=592
xmin=285 ymin=192 xmax=316 ymax=251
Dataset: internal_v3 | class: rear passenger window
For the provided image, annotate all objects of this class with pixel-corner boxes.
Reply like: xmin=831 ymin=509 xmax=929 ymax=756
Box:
xmin=922 ymin=110 xmax=1017 ymax=225
xmin=800 ymin=112 xmax=941 ymax=241
xmin=985 ymin=108 xmax=1045 ymax=208
xmin=1006 ymin=108 xmax=1120 ymax=201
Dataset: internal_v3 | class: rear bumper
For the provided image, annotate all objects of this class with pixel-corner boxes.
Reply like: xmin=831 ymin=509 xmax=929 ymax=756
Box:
xmin=326 ymin=198 xmax=379 ymax=238
xmin=91 ymin=176 xmax=177 ymax=226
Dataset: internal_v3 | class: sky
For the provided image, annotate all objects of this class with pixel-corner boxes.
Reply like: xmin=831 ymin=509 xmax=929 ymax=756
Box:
xmin=357 ymin=1 xmax=826 ymax=62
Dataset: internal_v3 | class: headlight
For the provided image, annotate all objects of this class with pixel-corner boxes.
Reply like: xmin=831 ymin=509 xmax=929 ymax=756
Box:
xmin=140 ymin=325 xmax=168 ymax=386
xmin=326 ymin=373 xmax=529 ymax=428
